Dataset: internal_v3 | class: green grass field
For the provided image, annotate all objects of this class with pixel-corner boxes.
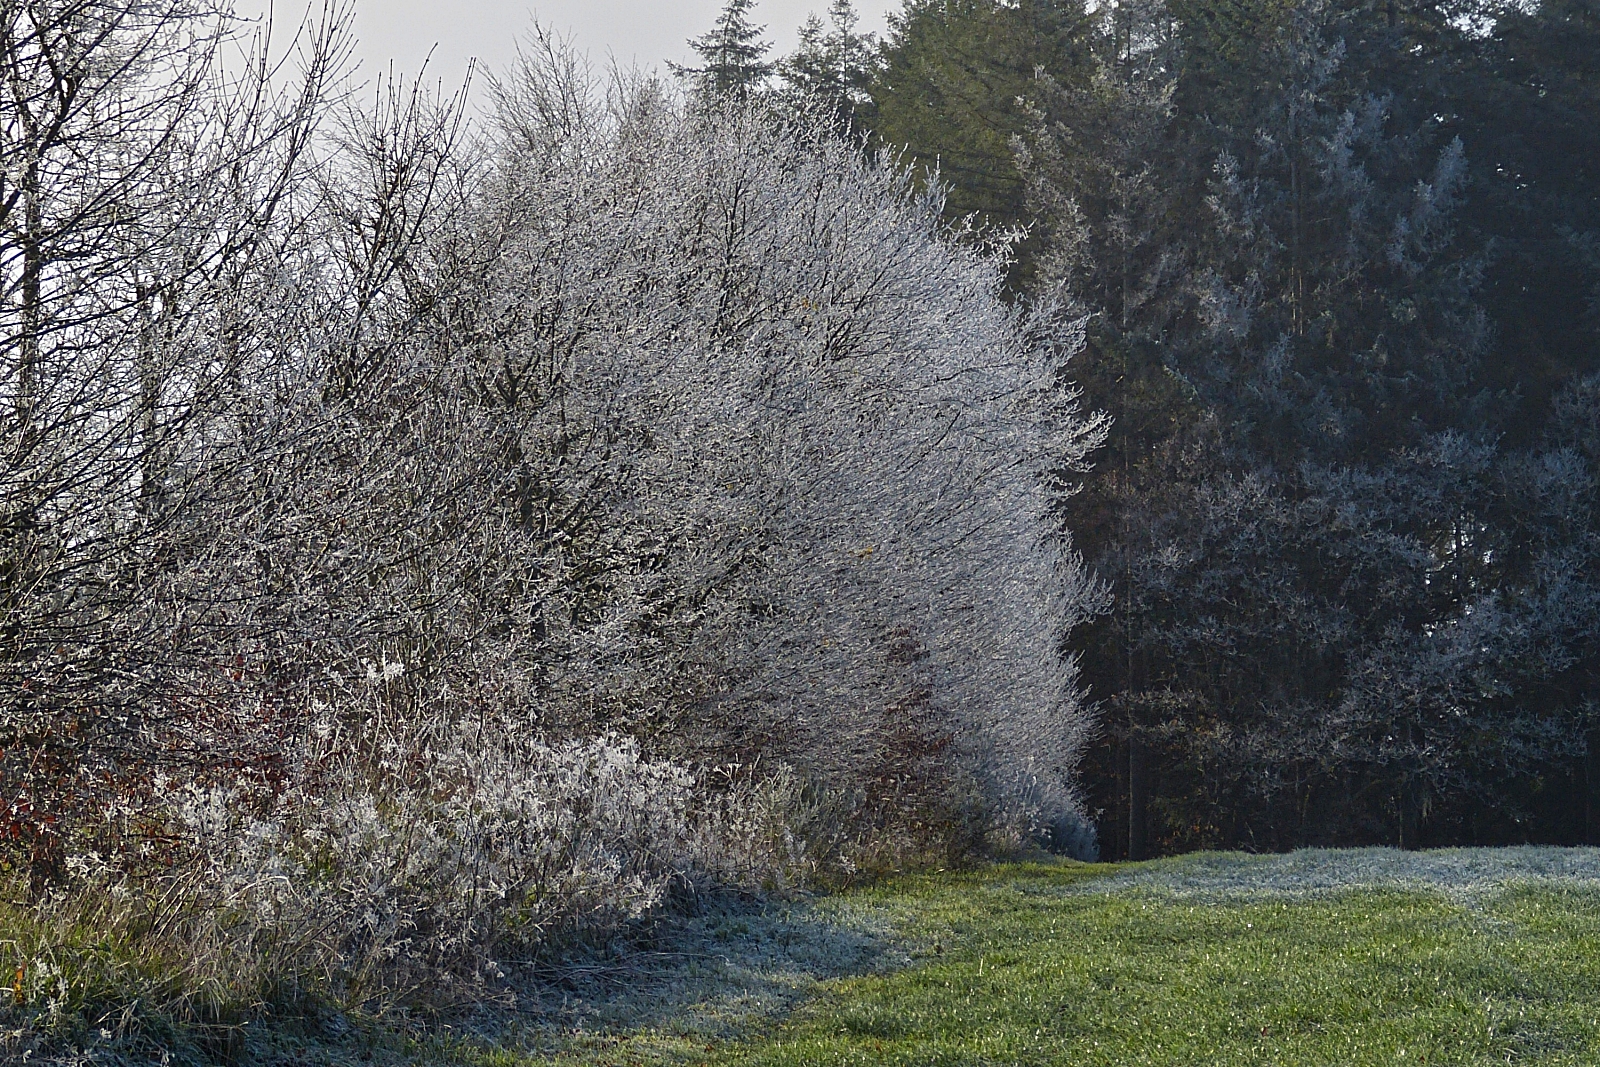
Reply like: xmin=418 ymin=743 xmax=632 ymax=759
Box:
xmin=465 ymin=848 xmax=1600 ymax=1067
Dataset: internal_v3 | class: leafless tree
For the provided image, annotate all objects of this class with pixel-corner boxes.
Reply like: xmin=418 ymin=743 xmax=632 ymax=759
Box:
xmin=0 ymin=0 xmax=346 ymax=885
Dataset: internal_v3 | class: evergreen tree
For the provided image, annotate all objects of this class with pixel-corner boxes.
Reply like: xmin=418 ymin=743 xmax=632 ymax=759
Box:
xmin=1024 ymin=0 xmax=1600 ymax=855
xmin=862 ymin=0 xmax=1600 ymax=853
xmin=673 ymin=0 xmax=776 ymax=100
xmin=870 ymin=0 xmax=1095 ymax=242
xmin=1459 ymin=0 xmax=1600 ymax=433
xmin=781 ymin=0 xmax=880 ymax=126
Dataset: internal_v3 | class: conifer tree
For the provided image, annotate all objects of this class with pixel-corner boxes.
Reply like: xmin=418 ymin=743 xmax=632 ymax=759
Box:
xmin=781 ymin=0 xmax=878 ymax=125
xmin=1023 ymin=0 xmax=1588 ymax=855
xmin=673 ymin=0 xmax=775 ymax=99
xmin=870 ymin=0 xmax=1095 ymax=284
xmin=864 ymin=0 xmax=1600 ymax=853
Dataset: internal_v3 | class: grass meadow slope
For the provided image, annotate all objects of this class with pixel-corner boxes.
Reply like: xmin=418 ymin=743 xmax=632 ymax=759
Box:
xmin=451 ymin=848 xmax=1600 ymax=1067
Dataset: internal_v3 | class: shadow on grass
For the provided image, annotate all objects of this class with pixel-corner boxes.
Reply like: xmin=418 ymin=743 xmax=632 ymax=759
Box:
xmin=432 ymin=860 xmax=1115 ymax=1065
xmin=432 ymin=891 xmax=905 ymax=1064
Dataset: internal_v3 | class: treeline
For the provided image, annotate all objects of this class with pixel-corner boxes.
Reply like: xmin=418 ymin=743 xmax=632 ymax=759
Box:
xmin=0 ymin=0 xmax=1108 ymax=1047
xmin=728 ymin=0 xmax=1600 ymax=855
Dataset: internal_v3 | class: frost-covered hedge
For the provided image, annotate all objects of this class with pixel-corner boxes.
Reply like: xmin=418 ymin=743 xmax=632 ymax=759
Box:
xmin=450 ymin=43 xmax=1109 ymax=853
xmin=0 ymin=8 xmax=1105 ymax=1022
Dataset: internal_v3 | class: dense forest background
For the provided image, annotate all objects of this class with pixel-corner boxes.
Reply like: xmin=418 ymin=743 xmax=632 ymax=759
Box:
xmin=752 ymin=0 xmax=1600 ymax=857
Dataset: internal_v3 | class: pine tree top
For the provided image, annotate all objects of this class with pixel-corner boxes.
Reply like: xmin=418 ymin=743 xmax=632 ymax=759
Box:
xmin=781 ymin=0 xmax=878 ymax=116
xmin=673 ymin=0 xmax=775 ymax=99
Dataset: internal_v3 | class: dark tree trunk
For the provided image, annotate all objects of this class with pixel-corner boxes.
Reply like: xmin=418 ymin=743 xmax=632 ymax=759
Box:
xmin=1128 ymin=735 xmax=1149 ymax=860
xmin=1586 ymin=729 xmax=1600 ymax=845
xmin=1399 ymin=776 xmax=1419 ymax=851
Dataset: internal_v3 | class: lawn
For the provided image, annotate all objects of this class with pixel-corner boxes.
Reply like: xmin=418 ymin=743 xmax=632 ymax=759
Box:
xmin=466 ymin=848 xmax=1600 ymax=1066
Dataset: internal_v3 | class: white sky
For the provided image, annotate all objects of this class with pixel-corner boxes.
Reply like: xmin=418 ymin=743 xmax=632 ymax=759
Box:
xmin=237 ymin=0 xmax=901 ymax=98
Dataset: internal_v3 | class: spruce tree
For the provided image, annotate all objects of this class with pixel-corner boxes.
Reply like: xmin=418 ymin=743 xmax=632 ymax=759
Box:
xmin=673 ymin=0 xmax=775 ymax=99
xmin=781 ymin=0 xmax=878 ymax=125
xmin=870 ymin=0 xmax=1095 ymax=283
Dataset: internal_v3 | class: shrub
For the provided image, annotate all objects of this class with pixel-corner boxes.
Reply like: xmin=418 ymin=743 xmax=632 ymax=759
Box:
xmin=0 ymin=11 xmax=1107 ymax=1052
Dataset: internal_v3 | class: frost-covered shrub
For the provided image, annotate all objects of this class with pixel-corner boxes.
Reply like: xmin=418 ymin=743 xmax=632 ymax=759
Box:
xmin=2 ymin=19 xmax=1107 ymax=1037
xmin=167 ymin=731 xmax=700 ymax=986
xmin=440 ymin=42 xmax=1110 ymax=852
xmin=0 ymin=724 xmax=853 ymax=1039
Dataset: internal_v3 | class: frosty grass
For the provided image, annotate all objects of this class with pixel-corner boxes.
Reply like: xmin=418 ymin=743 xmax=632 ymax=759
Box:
xmin=1082 ymin=845 xmax=1600 ymax=902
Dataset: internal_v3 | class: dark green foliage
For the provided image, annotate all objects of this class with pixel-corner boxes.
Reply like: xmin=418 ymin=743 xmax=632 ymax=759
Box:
xmin=856 ymin=0 xmax=1600 ymax=855
xmin=1460 ymin=0 xmax=1600 ymax=430
xmin=869 ymin=1 xmax=1096 ymax=235
xmin=1048 ymin=1 xmax=1600 ymax=856
xmin=674 ymin=0 xmax=776 ymax=99
xmin=780 ymin=0 xmax=880 ymax=127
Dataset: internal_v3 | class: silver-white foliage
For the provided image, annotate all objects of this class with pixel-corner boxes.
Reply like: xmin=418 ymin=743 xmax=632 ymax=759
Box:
xmin=3 ymin=13 xmax=1108 ymax=973
xmin=0 ymin=0 xmax=353 ymax=853
xmin=458 ymin=41 xmax=1110 ymax=843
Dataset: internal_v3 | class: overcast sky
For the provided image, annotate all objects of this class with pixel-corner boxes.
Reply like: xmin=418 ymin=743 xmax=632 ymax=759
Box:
xmin=236 ymin=1 xmax=900 ymax=97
